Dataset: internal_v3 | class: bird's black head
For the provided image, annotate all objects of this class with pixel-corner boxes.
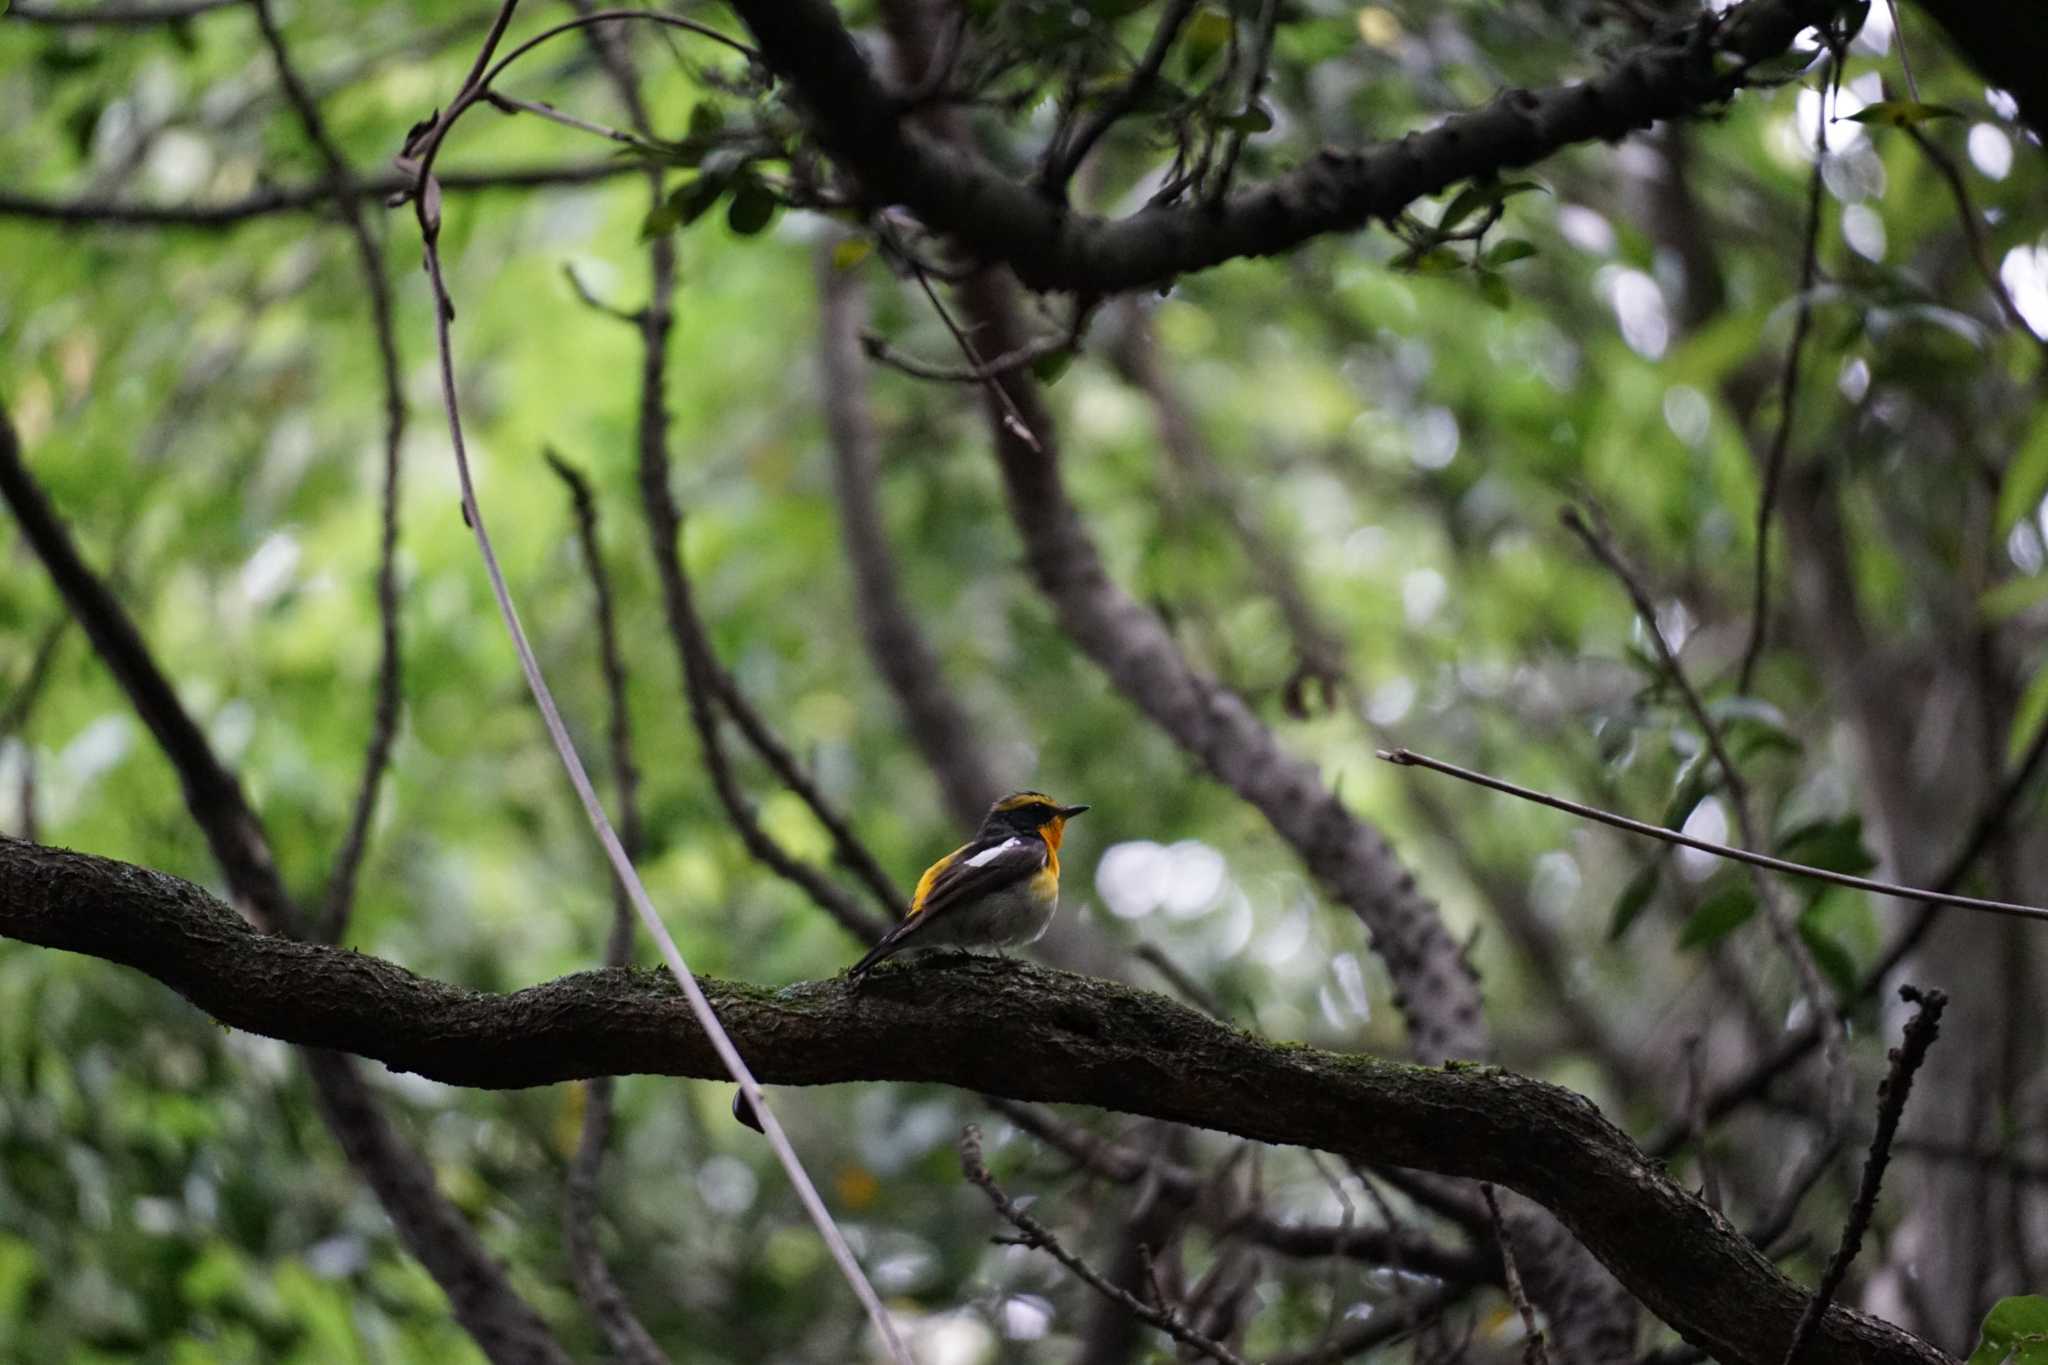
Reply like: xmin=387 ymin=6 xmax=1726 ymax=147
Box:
xmin=981 ymin=790 xmax=1090 ymax=841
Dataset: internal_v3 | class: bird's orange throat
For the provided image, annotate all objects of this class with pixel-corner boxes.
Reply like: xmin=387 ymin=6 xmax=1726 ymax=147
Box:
xmin=1040 ymin=817 xmax=1065 ymax=879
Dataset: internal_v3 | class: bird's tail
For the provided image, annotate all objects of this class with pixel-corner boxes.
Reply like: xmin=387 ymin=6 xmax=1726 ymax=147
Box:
xmin=847 ymin=917 xmax=917 ymax=979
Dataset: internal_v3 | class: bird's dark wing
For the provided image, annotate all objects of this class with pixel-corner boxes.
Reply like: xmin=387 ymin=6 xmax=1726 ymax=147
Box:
xmin=910 ymin=834 xmax=1048 ymax=921
xmin=847 ymin=834 xmax=1048 ymax=977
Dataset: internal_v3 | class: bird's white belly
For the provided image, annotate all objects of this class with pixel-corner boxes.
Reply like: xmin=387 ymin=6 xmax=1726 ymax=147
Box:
xmin=916 ymin=877 xmax=1058 ymax=949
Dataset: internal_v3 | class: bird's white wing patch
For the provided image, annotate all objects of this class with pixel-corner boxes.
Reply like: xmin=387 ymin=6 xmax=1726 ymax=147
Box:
xmin=966 ymin=837 xmax=1024 ymax=868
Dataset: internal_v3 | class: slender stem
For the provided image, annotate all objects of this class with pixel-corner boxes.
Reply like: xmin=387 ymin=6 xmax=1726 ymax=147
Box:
xmin=8 ymin=0 xmax=237 ymax=22
xmin=408 ymin=10 xmax=757 ymax=194
xmin=1738 ymin=64 xmax=1831 ymax=692
xmin=1482 ymin=1185 xmax=1553 ymax=1365
xmin=406 ymin=14 xmax=903 ymax=1338
xmin=483 ymin=90 xmax=655 ymax=151
xmin=1563 ymin=504 xmax=1850 ymax=1224
xmin=1042 ymin=0 xmax=1200 ymax=194
xmin=906 ymin=261 xmax=1044 ymax=453
xmin=250 ymin=0 xmax=408 ymax=947
xmin=545 ymin=449 xmax=668 ymax=1365
xmin=1905 ymin=124 xmax=2048 ymax=360
xmin=1880 ymin=0 xmax=1918 ymax=103
xmin=1377 ymin=747 xmax=2048 ymax=925
xmin=959 ymin=1124 xmax=1250 ymax=1365
xmin=1780 ymin=986 xmax=1947 ymax=1365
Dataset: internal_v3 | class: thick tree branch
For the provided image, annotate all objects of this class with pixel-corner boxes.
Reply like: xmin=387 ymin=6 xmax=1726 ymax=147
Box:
xmin=727 ymin=0 xmax=1838 ymax=293
xmin=0 ymin=835 xmax=1952 ymax=1365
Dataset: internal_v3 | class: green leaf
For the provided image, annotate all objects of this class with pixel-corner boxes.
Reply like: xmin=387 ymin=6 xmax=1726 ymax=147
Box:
xmin=1969 ymin=1296 xmax=2048 ymax=1365
xmin=1710 ymin=696 xmax=1801 ymax=762
xmin=1798 ymin=918 xmax=1859 ymax=997
xmin=1483 ymin=238 xmax=1538 ymax=267
xmin=1030 ymin=350 xmax=1075 ymax=385
xmin=1982 ymin=575 xmax=2048 ymax=622
xmin=831 ymin=238 xmax=873 ymax=271
xmin=1608 ymin=863 xmax=1661 ymax=941
xmin=1660 ymin=753 xmax=1716 ymax=831
xmin=667 ymin=170 xmax=730 ymax=226
xmin=1440 ymin=178 xmax=1545 ymax=232
xmin=2007 ymin=663 xmax=2048 ymax=767
xmin=1407 ymin=248 xmax=1464 ymax=275
xmin=1179 ymin=8 xmax=1234 ymax=78
xmin=1678 ymin=880 xmax=1755 ymax=950
xmin=638 ymin=204 xmax=679 ymax=240
xmin=1219 ymin=104 xmax=1274 ymax=133
xmin=1775 ymin=815 xmax=1876 ymax=877
xmin=1476 ymin=269 xmax=1512 ymax=310
xmin=726 ymin=183 xmax=778 ymax=236
xmin=1994 ymin=413 xmax=2048 ymax=536
xmin=689 ymin=102 xmax=725 ymax=138
xmin=1843 ymin=99 xmax=1966 ymax=128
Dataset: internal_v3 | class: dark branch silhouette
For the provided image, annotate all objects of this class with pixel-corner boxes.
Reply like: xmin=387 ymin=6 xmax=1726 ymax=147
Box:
xmin=726 ymin=0 xmax=1843 ymax=292
xmin=0 ymin=401 xmax=573 ymax=1365
xmin=0 ymin=834 xmax=1955 ymax=1365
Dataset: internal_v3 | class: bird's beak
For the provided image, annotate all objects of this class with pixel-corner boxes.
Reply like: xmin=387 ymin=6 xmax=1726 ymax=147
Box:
xmin=1058 ymin=804 xmax=1090 ymax=819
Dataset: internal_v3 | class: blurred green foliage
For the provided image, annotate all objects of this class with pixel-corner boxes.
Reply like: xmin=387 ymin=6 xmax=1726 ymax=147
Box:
xmin=2 ymin=0 xmax=2044 ymax=1358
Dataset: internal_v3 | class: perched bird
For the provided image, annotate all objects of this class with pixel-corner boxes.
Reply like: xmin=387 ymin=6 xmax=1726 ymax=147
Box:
xmin=847 ymin=791 xmax=1089 ymax=979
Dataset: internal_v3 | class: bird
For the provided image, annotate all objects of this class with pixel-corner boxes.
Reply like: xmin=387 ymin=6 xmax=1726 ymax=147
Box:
xmin=847 ymin=791 xmax=1089 ymax=979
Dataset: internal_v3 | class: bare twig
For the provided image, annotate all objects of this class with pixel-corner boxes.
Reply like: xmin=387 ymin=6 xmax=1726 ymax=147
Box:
xmin=0 ymin=404 xmax=574 ymax=1363
xmin=0 ymin=161 xmax=643 ymax=229
xmin=483 ymin=90 xmax=656 ymax=151
xmin=1563 ymin=504 xmax=1850 ymax=1219
xmin=1647 ymin=704 xmax=2048 ymax=1157
xmin=7 ymin=0 xmax=236 ymax=22
xmin=250 ymin=0 xmax=408 ymax=946
xmin=405 ymin=12 xmax=905 ymax=1355
xmin=400 ymin=8 xmax=759 ymax=204
xmin=0 ymin=416 xmax=295 ymax=934
xmin=1483 ymin=1185 xmax=1553 ymax=1365
xmin=1378 ymin=747 xmax=2048 ymax=925
xmin=901 ymin=262 xmax=1044 ymax=453
xmin=1 ymin=619 xmax=66 ymax=844
xmin=984 ymin=1099 xmax=1494 ymax=1281
xmin=818 ymin=236 xmax=996 ymax=826
xmin=672 ymin=551 xmax=892 ymax=940
xmin=1780 ymin=986 xmax=1948 ymax=1365
xmin=0 ymin=619 xmax=68 ymax=742
xmin=1042 ymin=0 xmax=1200 ymax=194
xmin=1879 ymin=0 xmax=1918 ymax=103
xmin=1738 ymin=65 xmax=1830 ymax=692
xmin=1903 ymin=124 xmax=2048 ymax=361
xmin=959 ymin=1124 xmax=1251 ymax=1365
xmin=1683 ymin=1036 xmax=1722 ymax=1210
xmin=1205 ymin=0 xmax=1279 ymax=204
xmin=1264 ymin=1283 xmax=1465 ymax=1365
xmin=861 ymin=297 xmax=1096 ymax=383
xmin=546 ymin=450 xmax=667 ymax=1365
xmin=562 ymin=262 xmax=641 ymax=324
xmin=1111 ymin=302 xmax=1348 ymax=710
xmin=692 ymin=654 xmax=901 ymax=922
xmin=564 ymin=4 xmax=896 ymax=944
